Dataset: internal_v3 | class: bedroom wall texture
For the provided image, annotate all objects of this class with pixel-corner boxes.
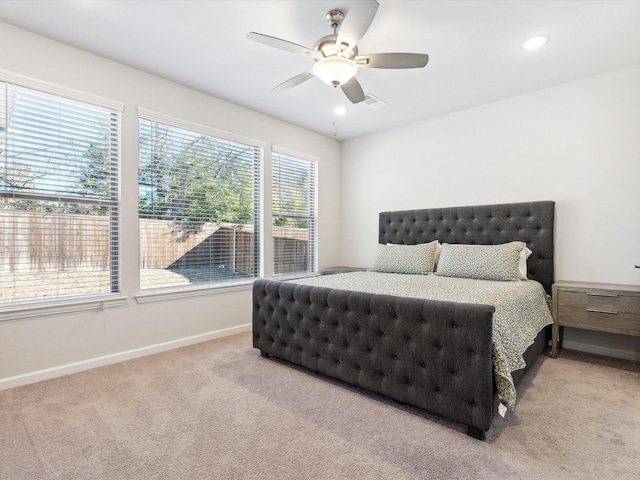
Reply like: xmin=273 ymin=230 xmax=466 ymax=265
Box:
xmin=0 ymin=22 xmax=342 ymax=387
xmin=340 ymin=64 xmax=640 ymax=361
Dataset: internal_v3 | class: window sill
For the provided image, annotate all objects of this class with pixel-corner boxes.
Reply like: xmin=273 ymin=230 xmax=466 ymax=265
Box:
xmin=135 ymin=280 xmax=254 ymax=304
xmin=0 ymin=294 xmax=127 ymax=322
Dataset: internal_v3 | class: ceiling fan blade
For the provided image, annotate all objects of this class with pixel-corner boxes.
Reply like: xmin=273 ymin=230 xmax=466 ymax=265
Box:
xmin=340 ymin=77 xmax=366 ymax=104
xmin=246 ymin=32 xmax=321 ymax=60
xmin=271 ymin=71 xmax=314 ymax=93
xmin=356 ymin=53 xmax=429 ymax=69
xmin=336 ymin=0 xmax=379 ymax=56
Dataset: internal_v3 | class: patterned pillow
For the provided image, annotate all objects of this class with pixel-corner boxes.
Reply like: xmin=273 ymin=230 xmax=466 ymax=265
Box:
xmin=435 ymin=241 xmax=526 ymax=281
xmin=390 ymin=241 xmax=444 ymax=270
xmin=370 ymin=241 xmax=439 ymax=274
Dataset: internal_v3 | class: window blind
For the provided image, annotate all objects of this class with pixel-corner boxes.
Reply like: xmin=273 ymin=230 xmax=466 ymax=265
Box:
xmin=272 ymin=151 xmax=317 ymax=276
xmin=138 ymin=117 xmax=262 ymax=291
xmin=0 ymin=81 xmax=120 ymax=306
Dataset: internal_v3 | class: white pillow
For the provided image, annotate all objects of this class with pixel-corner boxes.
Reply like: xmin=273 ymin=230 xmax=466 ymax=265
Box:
xmin=435 ymin=241 xmax=526 ymax=281
xmin=371 ymin=241 xmax=439 ymax=274
xmin=434 ymin=242 xmax=443 ymax=269
xmin=519 ymin=246 xmax=532 ymax=280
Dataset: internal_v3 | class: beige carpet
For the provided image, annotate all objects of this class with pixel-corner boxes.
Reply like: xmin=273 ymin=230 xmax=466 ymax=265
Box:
xmin=1 ymin=332 xmax=638 ymax=480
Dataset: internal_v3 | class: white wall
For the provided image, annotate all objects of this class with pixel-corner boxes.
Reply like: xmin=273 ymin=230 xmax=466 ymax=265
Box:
xmin=0 ymin=23 xmax=341 ymax=387
xmin=340 ymin=64 xmax=640 ymax=360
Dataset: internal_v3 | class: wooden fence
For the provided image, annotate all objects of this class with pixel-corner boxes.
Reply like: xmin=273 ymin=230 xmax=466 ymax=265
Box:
xmin=0 ymin=211 xmax=112 ymax=273
xmin=0 ymin=211 xmax=310 ymax=275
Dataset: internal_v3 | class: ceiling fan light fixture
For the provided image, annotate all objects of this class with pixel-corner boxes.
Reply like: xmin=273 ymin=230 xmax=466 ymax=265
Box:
xmin=313 ymin=56 xmax=357 ymax=86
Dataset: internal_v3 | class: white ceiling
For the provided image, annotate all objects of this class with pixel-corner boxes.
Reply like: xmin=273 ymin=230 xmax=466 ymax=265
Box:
xmin=0 ymin=1 xmax=639 ymax=140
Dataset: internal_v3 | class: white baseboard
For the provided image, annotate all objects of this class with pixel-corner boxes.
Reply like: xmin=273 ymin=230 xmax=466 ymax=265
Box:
xmin=0 ymin=323 xmax=252 ymax=391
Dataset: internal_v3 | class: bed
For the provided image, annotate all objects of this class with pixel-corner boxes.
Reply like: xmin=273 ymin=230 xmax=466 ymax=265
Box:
xmin=252 ymin=201 xmax=555 ymax=439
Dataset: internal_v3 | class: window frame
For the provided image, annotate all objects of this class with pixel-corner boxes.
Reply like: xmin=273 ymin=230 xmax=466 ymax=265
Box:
xmin=136 ymin=109 xmax=264 ymax=303
xmin=271 ymin=147 xmax=318 ymax=279
xmin=0 ymin=71 xmax=125 ymax=321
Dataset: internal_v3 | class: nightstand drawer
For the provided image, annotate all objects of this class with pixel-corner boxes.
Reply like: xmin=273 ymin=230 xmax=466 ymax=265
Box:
xmin=558 ymin=306 xmax=640 ymax=336
xmin=559 ymin=291 xmax=640 ymax=314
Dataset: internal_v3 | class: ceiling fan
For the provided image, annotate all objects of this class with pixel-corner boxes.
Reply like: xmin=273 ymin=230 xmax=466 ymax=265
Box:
xmin=246 ymin=0 xmax=429 ymax=104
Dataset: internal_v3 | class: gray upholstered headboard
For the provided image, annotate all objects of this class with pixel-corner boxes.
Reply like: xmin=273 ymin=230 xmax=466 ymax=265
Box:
xmin=379 ymin=201 xmax=555 ymax=294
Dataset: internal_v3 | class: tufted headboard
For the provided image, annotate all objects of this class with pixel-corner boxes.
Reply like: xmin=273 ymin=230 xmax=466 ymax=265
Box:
xmin=379 ymin=201 xmax=555 ymax=294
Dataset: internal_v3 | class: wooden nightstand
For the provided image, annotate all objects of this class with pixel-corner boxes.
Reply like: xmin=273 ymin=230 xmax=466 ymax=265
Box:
xmin=322 ymin=266 xmax=367 ymax=275
xmin=551 ymin=281 xmax=640 ymax=358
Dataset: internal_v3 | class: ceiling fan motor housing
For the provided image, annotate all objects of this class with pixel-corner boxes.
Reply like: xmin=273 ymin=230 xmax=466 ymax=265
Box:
xmin=314 ymin=34 xmax=358 ymax=59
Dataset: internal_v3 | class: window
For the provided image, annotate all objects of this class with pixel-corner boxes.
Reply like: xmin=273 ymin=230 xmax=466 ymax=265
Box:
xmin=272 ymin=150 xmax=317 ymax=277
xmin=138 ymin=112 xmax=262 ymax=291
xmin=0 ymin=79 xmax=121 ymax=306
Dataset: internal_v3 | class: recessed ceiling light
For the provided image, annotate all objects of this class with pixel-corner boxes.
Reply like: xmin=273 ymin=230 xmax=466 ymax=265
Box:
xmin=520 ymin=34 xmax=550 ymax=51
xmin=333 ymin=106 xmax=348 ymax=115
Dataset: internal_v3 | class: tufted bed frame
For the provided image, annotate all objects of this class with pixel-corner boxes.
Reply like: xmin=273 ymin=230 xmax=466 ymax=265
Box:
xmin=253 ymin=201 xmax=555 ymax=439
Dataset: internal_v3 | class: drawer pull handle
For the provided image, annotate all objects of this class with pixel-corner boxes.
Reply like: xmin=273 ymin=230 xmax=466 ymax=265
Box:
xmin=586 ymin=308 xmax=618 ymax=315
xmin=586 ymin=293 xmax=618 ymax=298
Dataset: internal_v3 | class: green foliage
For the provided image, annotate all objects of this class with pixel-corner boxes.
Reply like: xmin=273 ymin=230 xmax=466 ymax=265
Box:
xmin=1 ymin=120 xmax=114 ymax=216
xmin=80 ymin=143 xmax=111 ymax=196
xmin=68 ymin=141 xmax=113 ymax=216
xmin=272 ymin=155 xmax=313 ymax=229
xmin=138 ymin=123 xmax=256 ymax=225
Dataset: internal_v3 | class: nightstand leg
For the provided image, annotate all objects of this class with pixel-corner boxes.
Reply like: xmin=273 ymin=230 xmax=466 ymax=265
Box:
xmin=552 ymin=325 xmax=564 ymax=358
xmin=558 ymin=326 xmax=564 ymax=349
